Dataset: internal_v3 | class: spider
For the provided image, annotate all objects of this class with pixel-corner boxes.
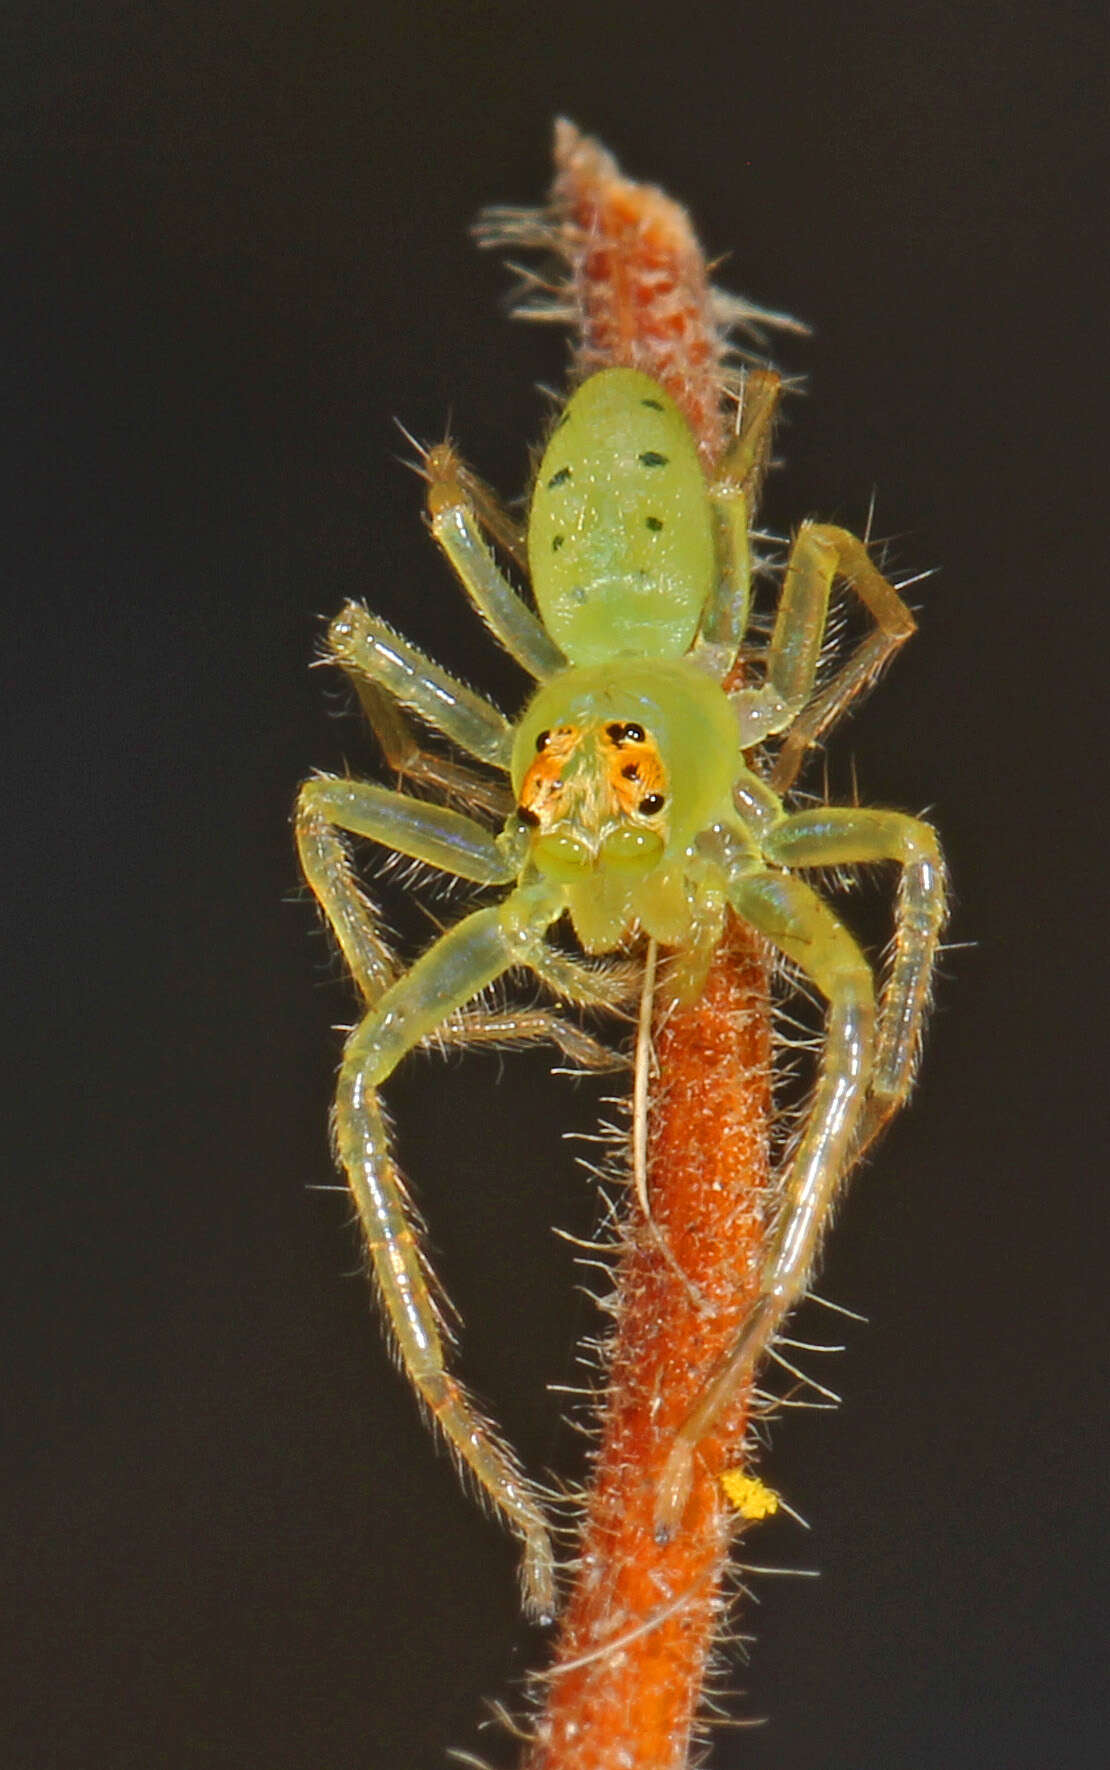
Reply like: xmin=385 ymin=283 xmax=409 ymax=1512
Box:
xmin=296 ymin=363 xmax=946 ymax=1622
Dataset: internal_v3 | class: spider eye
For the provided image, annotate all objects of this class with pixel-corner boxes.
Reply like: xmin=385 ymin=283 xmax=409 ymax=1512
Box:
xmin=606 ymin=721 xmax=646 ymax=745
xmin=638 ymin=793 xmax=666 ymax=816
xmin=535 ymin=729 xmax=551 ymax=752
xmin=517 ymin=805 xmax=540 ymax=828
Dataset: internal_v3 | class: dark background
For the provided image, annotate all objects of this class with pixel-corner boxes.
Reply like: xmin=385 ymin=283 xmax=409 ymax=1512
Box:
xmin=5 ymin=3 xmax=1107 ymax=1767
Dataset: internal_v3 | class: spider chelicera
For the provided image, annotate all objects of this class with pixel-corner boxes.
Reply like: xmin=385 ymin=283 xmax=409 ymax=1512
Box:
xmin=296 ymin=363 xmax=946 ymax=1620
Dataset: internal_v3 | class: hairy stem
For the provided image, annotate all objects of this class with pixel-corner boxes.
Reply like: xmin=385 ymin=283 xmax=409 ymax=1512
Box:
xmin=508 ymin=124 xmax=778 ymax=1768
xmin=526 ymin=929 xmax=770 ymax=1768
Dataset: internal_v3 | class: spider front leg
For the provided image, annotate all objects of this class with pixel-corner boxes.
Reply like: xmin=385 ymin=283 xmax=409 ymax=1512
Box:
xmin=438 ymin=942 xmax=640 ymax=1072
xmin=298 ymin=777 xmax=564 ymax=1616
xmin=656 ymin=867 xmax=876 ymax=1540
xmin=334 ymin=885 xmax=568 ymax=1619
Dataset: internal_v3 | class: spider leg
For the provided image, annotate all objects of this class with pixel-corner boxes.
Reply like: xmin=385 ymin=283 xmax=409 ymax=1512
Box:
xmin=337 ymin=885 xmax=566 ymax=1619
xmin=727 ymin=522 xmax=916 ymax=770
xmin=345 ymin=672 xmax=514 ymax=819
xmin=424 ymin=441 xmax=567 ymax=680
xmin=301 ymin=781 xmax=566 ymax=1614
xmin=296 ymin=775 xmax=517 ymax=1003
xmin=767 ymin=524 xmax=917 ymax=791
xmin=451 ymin=945 xmax=641 ymax=1064
xmin=326 ymin=602 xmax=514 ymax=770
xmin=422 ymin=440 xmax=530 ymax=572
xmin=655 ymin=867 xmax=875 ymax=1541
xmin=436 ymin=1005 xmax=627 ymax=1071
xmin=527 ymin=943 xmax=641 ymax=1014
xmin=694 ymin=369 xmax=782 ymax=678
xmin=762 ymin=806 xmax=948 ymax=1152
xmin=439 ymin=945 xmax=639 ymax=1078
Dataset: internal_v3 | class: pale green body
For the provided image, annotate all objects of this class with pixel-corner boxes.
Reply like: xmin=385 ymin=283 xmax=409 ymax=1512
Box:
xmin=297 ymin=366 xmax=947 ymax=1614
xmin=528 ymin=369 xmax=718 ymax=661
xmin=512 ymin=655 xmax=743 ymax=952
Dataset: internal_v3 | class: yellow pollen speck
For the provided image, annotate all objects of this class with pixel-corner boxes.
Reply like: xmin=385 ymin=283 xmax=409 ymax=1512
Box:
xmin=720 ymin=1469 xmax=780 ymax=1520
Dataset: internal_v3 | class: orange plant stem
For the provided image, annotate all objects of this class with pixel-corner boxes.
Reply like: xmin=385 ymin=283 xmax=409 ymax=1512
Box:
xmin=520 ymin=127 xmax=775 ymax=1770
xmin=526 ymin=933 xmax=770 ymax=1768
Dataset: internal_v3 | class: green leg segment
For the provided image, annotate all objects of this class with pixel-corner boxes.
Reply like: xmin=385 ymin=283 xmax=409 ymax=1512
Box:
xmin=298 ymin=780 xmax=574 ymax=1613
xmin=763 ymin=806 xmax=947 ymax=1146
xmin=345 ymin=673 xmax=514 ymax=819
xmin=427 ymin=446 xmax=567 ymax=680
xmin=527 ymin=943 xmax=640 ymax=1014
xmin=296 ymin=776 xmax=515 ymax=1003
xmin=437 ymin=1006 xmax=626 ymax=1071
xmin=767 ymin=524 xmax=917 ymax=791
xmin=727 ymin=521 xmax=916 ymax=770
xmin=333 ymin=884 xmax=564 ymax=1618
xmin=656 ymin=866 xmax=875 ymax=1540
xmin=695 ymin=368 xmax=782 ymax=679
xmin=327 ymin=602 xmax=514 ymax=770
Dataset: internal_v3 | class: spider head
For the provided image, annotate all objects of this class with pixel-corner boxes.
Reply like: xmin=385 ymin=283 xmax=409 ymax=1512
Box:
xmin=511 ymin=658 xmax=743 ymax=897
xmin=516 ymin=717 xmax=669 ymax=882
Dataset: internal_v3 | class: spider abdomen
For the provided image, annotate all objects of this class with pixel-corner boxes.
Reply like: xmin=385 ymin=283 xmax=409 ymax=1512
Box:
xmin=527 ymin=368 xmax=716 ymax=665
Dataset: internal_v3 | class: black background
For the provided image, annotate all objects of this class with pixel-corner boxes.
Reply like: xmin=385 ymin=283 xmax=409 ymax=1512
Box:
xmin=5 ymin=3 xmax=1107 ymax=1767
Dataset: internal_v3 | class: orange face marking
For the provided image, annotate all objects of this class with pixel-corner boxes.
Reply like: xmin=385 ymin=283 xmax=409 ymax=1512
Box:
xmin=518 ymin=720 xmax=669 ymax=839
xmin=602 ymin=722 xmax=668 ymax=821
xmin=518 ymin=725 xmax=582 ymax=828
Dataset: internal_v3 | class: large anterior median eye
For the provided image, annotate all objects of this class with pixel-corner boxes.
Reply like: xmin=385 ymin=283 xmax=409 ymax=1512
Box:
xmin=600 ymin=827 xmax=664 ymax=872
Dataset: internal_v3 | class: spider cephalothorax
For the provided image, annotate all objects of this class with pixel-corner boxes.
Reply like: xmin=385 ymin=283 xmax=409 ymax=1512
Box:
xmin=297 ymin=361 xmax=946 ymax=1618
xmin=511 ymin=652 xmax=745 ymax=949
